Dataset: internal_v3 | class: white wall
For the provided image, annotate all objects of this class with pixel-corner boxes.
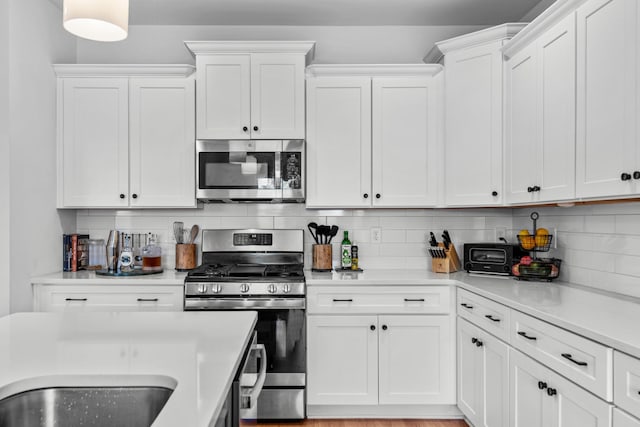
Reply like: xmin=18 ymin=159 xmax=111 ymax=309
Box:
xmin=8 ymin=0 xmax=76 ymax=312
xmin=513 ymin=202 xmax=640 ymax=300
xmin=76 ymin=25 xmax=488 ymax=64
xmin=0 ymin=0 xmax=9 ymax=317
xmin=521 ymin=0 xmax=557 ymax=22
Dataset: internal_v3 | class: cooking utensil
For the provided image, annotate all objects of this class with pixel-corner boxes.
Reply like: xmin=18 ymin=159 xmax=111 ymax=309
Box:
xmin=173 ymin=221 xmax=184 ymax=244
xmin=307 ymin=222 xmax=319 ymax=244
xmin=318 ymin=225 xmax=330 ymax=244
xmin=442 ymin=234 xmax=450 ymax=250
xmin=327 ymin=225 xmax=339 ymax=244
xmin=429 ymin=232 xmax=438 ymax=247
xmin=189 ymin=224 xmax=200 ymax=244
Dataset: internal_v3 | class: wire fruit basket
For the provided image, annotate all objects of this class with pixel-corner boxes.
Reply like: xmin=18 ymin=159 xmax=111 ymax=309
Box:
xmin=514 ymin=212 xmax=561 ymax=282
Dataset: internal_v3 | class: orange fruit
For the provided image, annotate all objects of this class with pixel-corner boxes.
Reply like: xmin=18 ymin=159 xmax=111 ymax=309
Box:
xmin=521 ymin=236 xmax=535 ymax=250
xmin=535 ymin=228 xmax=550 ymax=247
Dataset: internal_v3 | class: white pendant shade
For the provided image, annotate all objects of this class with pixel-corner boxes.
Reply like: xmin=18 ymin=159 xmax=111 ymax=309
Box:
xmin=63 ymin=0 xmax=129 ymax=42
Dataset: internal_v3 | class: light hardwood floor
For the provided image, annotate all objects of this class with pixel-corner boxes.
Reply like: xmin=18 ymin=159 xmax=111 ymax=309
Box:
xmin=259 ymin=420 xmax=468 ymax=427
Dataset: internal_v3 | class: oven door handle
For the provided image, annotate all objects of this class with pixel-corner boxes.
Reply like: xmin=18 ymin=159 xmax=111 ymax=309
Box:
xmin=240 ymin=344 xmax=267 ymax=411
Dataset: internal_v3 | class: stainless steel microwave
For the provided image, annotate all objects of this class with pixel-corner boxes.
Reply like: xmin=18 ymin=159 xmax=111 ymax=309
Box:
xmin=196 ymin=140 xmax=305 ymax=203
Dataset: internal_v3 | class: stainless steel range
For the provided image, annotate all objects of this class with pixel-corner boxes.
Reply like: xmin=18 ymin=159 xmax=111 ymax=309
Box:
xmin=184 ymin=229 xmax=306 ymax=421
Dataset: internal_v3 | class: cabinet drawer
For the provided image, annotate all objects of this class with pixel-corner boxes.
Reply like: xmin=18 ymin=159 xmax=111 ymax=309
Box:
xmin=614 ymin=351 xmax=640 ymax=419
xmin=307 ymin=286 xmax=450 ymax=315
xmin=510 ymin=310 xmax=612 ymax=400
xmin=457 ymin=288 xmax=510 ymax=342
xmin=35 ymin=285 xmax=184 ymax=312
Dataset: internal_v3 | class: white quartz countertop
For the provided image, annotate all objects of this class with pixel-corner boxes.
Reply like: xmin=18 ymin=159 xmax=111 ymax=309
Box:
xmin=0 ymin=311 xmax=257 ymax=427
xmin=32 ymin=270 xmax=187 ymax=285
xmin=306 ymin=268 xmax=640 ymax=359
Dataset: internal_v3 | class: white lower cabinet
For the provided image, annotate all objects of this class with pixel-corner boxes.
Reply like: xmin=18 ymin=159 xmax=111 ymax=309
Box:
xmin=458 ymin=318 xmax=509 ymax=427
xmin=33 ymin=284 xmax=184 ymax=312
xmin=510 ymin=349 xmax=612 ymax=427
xmin=615 ymin=409 xmax=640 ymax=427
xmin=307 ymin=285 xmax=455 ymax=414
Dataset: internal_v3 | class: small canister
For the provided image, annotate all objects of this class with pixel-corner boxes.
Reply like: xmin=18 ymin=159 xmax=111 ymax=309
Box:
xmin=88 ymin=239 xmax=106 ymax=270
xmin=175 ymin=244 xmax=197 ymax=271
xmin=312 ymin=244 xmax=332 ymax=271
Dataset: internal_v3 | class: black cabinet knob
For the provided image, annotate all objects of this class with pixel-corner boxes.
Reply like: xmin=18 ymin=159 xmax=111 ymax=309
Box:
xmin=547 ymin=388 xmax=557 ymax=397
xmin=243 ymin=126 xmax=248 ymax=132
xmin=382 ymin=325 xmax=388 ymax=330
xmin=634 ymin=171 xmax=640 ymax=180
xmin=253 ymin=126 xmax=259 ymax=131
xmin=376 ymin=194 xmax=381 ymax=199
xmin=621 ymin=173 xmax=632 ymax=181
xmin=471 ymin=337 xmax=478 ymax=344
xmin=492 ymin=191 xmax=498 ymax=196
xmin=119 ymin=194 xmax=125 ymax=199
xmin=363 ymin=193 xmax=368 ymax=199
xmin=132 ymin=194 xmax=138 ymax=199
xmin=527 ymin=187 xmax=533 ymax=193
xmin=538 ymin=381 xmax=547 ymax=390
xmin=532 ymin=186 xmax=541 ymax=192
xmin=370 ymin=325 xmax=376 ymax=331
xmin=475 ymin=340 xmax=483 ymax=347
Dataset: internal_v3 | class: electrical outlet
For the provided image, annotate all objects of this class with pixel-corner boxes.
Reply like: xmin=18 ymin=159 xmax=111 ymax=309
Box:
xmin=371 ymin=228 xmax=382 ymax=244
xmin=495 ymin=227 xmax=507 ymax=242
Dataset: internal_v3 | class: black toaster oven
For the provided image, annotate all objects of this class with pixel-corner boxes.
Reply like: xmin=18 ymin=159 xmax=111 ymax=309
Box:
xmin=463 ymin=243 xmax=528 ymax=275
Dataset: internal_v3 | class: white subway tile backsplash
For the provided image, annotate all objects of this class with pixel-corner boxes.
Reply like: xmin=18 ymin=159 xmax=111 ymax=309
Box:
xmin=381 ymin=229 xmax=406 ymax=243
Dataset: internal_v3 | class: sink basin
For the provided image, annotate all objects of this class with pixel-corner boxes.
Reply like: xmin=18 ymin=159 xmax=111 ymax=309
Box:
xmin=0 ymin=386 xmax=173 ymax=427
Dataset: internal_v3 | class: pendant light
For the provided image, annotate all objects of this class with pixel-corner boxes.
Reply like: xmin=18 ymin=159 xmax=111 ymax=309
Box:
xmin=63 ymin=0 xmax=129 ymax=42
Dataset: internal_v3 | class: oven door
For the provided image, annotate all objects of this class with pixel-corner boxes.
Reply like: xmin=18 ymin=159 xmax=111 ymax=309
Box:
xmin=196 ymin=140 xmax=282 ymax=201
xmin=233 ymin=331 xmax=267 ymax=426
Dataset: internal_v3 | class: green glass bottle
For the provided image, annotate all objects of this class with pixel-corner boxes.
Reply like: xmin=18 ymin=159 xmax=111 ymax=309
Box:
xmin=341 ymin=231 xmax=352 ymax=269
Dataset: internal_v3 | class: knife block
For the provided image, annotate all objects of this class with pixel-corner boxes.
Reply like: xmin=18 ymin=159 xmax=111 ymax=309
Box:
xmin=431 ymin=243 xmax=461 ymax=274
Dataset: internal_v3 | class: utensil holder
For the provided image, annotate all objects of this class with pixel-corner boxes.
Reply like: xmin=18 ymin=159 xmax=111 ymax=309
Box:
xmin=175 ymin=243 xmax=197 ymax=271
xmin=431 ymin=244 xmax=461 ymax=274
xmin=312 ymin=244 xmax=332 ymax=271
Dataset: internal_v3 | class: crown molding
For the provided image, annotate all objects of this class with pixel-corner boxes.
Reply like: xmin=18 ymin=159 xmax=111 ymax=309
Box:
xmin=184 ymin=41 xmax=316 ymax=64
xmin=52 ymin=64 xmax=195 ymax=77
xmin=422 ymin=45 xmax=444 ymax=64
xmin=503 ymin=0 xmax=589 ymax=58
xmin=435 ymin=23 xmax=528 ymax=56
xmin=306 ymin=64 xmax=443 ymax=78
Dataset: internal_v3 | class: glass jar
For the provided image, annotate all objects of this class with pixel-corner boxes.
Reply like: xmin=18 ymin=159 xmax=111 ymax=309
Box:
xmin=142 ymin=233 xmax=162 ymax=272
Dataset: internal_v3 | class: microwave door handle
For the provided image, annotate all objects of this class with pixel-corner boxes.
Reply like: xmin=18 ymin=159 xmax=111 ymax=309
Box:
xmin=275 ymin=151 xmax=282 ymax=189
xmin=241 ymin=344 xmax=267 ymax=411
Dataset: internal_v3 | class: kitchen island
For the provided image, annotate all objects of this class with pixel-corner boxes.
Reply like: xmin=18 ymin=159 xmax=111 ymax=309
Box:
xmin=0 ymin=311 xmax=257 ymax=427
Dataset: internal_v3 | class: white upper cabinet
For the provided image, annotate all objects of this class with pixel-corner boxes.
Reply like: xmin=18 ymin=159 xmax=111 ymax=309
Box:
xmin=185 ymin=42 xmax=314 ymax=140
xmin=505 ymin=13 xmax=577 ymax=205
xmin=306 ymin=65 xmax=443 ymax=209
xmin=438 ymin=24 xmax=526 ymax=207
xmin=576 ymin=0 xmax=640 ymax=198
xmin=55 ymin=65 xmax=197 ymax=209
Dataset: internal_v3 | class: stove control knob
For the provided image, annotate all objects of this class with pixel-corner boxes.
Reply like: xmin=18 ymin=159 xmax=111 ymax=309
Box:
xmin=197 ymin=284 xmax=208 ymax=294
xmin=211 ymin=284 xmax=222 ymax=294
xmin=240 ymin=283 xmax=250 ymax=293
xmin=267 ymin=284 xmax=277 ymax=294
xmin=282 ymin=284 xmax=291 ymax=294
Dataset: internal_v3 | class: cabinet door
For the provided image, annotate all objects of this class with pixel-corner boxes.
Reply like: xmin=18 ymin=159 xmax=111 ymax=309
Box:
xmin=307 ymin=315 xmax=378 ymax=405
xmin=60 ymin=78 xmax=129 ymax=208
xmin=505 ymin=45 xmax=539 ymax=204
xmin=371 ymin=77 xmax=439 ymax=207
xmin=510 ymin=349 xmax=547 ymax=427
xmin=458 ymin=318 xmax=484 ymax=426
xmin=444 ymin=41 xmax=504 ymax=206
xmin=538 ymin=14 xmax=577 ymax=202
xmin=614 ymin=409 xmax=640 ymax=427
xmin=576 ymin=0 xmax=638 ymax=198
xmin=306 ymin=77 xmax=372 ymax=208
xmin=250 ymin=54 xmax=305 ymax=139
xmin=482 ymin=327 xmax=510 ymax=427
xmin=129 ymin=77 xmax=196 ymax=207
xmin=378 ymin=315 xmax=453 ymax=404
xmin=195 ymin=55 xmax=251 ymax=139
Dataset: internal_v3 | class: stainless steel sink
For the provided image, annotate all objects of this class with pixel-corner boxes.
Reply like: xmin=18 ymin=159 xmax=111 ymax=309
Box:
xmin=0 ymin=386 xmax=173 ymax=427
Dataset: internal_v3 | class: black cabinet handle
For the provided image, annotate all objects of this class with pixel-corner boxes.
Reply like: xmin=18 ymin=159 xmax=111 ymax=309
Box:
xmin=527 ymin=186 xmax=534 ymax=193
xmin=382 ymin=325 xmax=388 ymax=331
xmin=492 ymin=191 xmax=498 ymax=196
xmin=132 ymin=194 xmax=138 ymax=199
xmin=471 ymin=337 xmax=483 ymax=347
xmin=65 ymin=298 xmax=87 ymax=302
xmin=376 ymin=194 xmax=381 ymax=199
xmin=332 ymin=298 xmax=353 ymax=302
xmin=517 ymin=331 xmax=537 ymax=341
xmin=634 ymin=171 xmax=640 ymax=180
xmin=137 ymin=298 xmax=159 ymax=302
xmin=404 ymin=298 xmax=425 ymax=302
xmin=561 ymin=353 xmax=587 ymax=366
xmin=120 ymin=194 xmax=125 ymax=199
xmin=621 ymin=173 xmax=632 ymax=181
xmin=460 ymin=303 xmax=474 ymax=309
xmin=485 ymin=314 xmax=500 ymax=322
xmin=253 ymin=126 xmax=259 ymax=131
xmin=547 ymin=388 xmax=557 ymax=397
xmin=363 ymin=193 xmax=368 ymax=198
xmin=538 ymin=381 xmax=547 ymax=390
xmin=243 ymin=126 xmax=248 ymax=132
xmin=370 ymin=325 xmax=376 ymax=331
